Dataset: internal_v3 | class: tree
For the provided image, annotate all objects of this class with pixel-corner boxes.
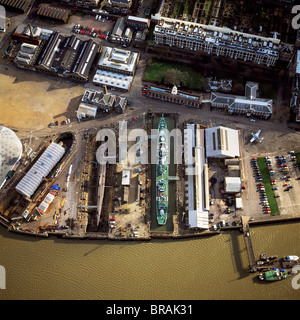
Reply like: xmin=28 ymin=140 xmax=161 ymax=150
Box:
xmin=164 ymin=68 xmax=182 ymax=86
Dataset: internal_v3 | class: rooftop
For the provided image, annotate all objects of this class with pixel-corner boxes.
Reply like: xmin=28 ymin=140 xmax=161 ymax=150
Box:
xmin=97 ymin=46 xmax=139 ymax=75
xmin=0 ymin=127 xmax=23 ymax=190
xmin=154 ymin=16 xmax=281 ymax=55
xmin=16 ymin=142 xmax=65 ymax=199
xmin=205 ymin=126 xmax=240 ymax=158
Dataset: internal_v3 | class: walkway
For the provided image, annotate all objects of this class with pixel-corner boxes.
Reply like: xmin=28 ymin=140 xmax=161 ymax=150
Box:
xmin=241 ymin=216 xmax=257 ymax=272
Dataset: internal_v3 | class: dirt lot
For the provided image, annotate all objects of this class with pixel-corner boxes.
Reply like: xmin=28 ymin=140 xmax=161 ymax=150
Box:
xmin=0 ymin=64 xmax=84 ymax=131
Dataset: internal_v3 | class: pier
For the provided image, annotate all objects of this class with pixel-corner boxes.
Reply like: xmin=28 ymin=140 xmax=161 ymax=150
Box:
xmin=241 ymin=216 xmax=257 ymax=272
xmin=241 ymin=216 xmax=299 ymax=273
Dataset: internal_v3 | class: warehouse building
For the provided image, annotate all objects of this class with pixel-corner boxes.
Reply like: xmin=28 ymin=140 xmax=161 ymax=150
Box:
xmin=37 ymin=4 xmax=70 ymax=23
xmin=0 ymin=0 xmax=33 ymax=13
xmin=224 ymin=177 xmax=242 ymax=194
xmin=35 ymin=32 xmax=99 ymax=81
xmin=0 ymin=127 xmax=23 ymax=190
xmin=184 ymin=123 xmax=209 ymax=230
xmin=16 ymin=142 xmax=65 ymax=199
xmin=205 ymin=126 xmax=240 ymax=158
xmin=12 ymin=24 xmax=53 ymax=44
xmin=14 ymin=42 xmax=42 ymax=69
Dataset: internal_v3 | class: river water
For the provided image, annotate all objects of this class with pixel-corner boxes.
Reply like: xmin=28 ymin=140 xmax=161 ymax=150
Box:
xmin=0 ymin=222 xmax=300 ymax=300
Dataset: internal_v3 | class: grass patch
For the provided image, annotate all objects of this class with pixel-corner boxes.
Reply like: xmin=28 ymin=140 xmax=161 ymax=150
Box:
xmin=143 ymin=61 xmax=204 ymax=90
xmin=296 ymin=153 xmax=300 ymax=167
xmin=259 ymin=82 xmax=278 ymax=100
xmin=257 ymin=158 xmax=280 ymax=216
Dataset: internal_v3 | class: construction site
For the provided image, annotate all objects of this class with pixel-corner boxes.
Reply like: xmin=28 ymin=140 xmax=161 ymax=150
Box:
xmin=0 ymin=132 xmax=76 ymax=234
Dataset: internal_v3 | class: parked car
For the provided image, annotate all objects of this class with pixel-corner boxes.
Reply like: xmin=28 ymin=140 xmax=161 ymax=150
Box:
xmin=272 ymin=187 xmax=278 ymax=190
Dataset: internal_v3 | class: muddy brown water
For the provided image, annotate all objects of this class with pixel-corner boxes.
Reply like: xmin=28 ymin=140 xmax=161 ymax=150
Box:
xmin=0 ymin=222 xmax=300 ymax=300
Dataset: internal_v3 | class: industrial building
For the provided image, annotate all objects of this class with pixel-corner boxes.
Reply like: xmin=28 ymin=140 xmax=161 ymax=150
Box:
xmin=37 ymin=4 xmax=70 ymax=23
xmin=0 ymin=0 xmax=33 ymax=13
xmin=153 ymin=17 xmax=282 ymax=67
xmin=224 ymin=177 xmax=242 ymax=194
xmin=16 ymin=142 xmax=65 ymax=199
xmin=184 ymin=123 xmax=209 ymax=229
xmin=14 ymin=42 xmax=43 ymax=69
xmin=12 ymin=24 xmax=53 ymax=43
xmin=210 ymin=81 xmax=273 ymax=118
xmin=205 ymin=126 xmax=240 ymax=159
xmin=0 ymin=127 xmax=23 ymax=190
xmin=35 ymin=32 xmax=99 ymax=81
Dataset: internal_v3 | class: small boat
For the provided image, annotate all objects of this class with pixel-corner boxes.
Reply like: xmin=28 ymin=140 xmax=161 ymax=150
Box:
xmin=260 ymin=253 xmax=267 ymax=260
xmin=283 ymin=256 xmax=299 ymax=262
xmin=258 ymin=269 xmax=291 ymax=281
xmin=260 ymin=253 xmax=278 ymax=260
xmin=268 ymin=255 xmax=278 ymax=260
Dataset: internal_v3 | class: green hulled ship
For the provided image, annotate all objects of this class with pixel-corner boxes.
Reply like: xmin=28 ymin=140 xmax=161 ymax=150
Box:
xmin=258 ymin=269 xmax=291 ymax=281
xmin=156 ymin=115 xmax=168 ymax=225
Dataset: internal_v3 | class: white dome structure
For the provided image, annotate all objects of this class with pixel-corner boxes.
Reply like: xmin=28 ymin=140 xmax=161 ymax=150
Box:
xmin=0 ymin=127 xmax=23 ymax=190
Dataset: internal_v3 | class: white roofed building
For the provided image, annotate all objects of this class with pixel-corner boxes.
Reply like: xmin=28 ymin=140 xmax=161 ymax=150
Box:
xmin=205 ymin=126 xmax=240 ymax=158
xmin=225 ymin=177 xmax=242 ymax=193
xmin=184 ymin=124 xmax=209 ymax=229
xmin=93 ymin=70 xmax=133 ymax=91
xmin=96 ymin=46 xmax=139 ymax=76
xmin=16 ymin=142 xmax=65 ymax=198
xmin=0 ymin=127 xmax=23 ymax=190
xmin=93 ymin=46 xmax=138 ymax=91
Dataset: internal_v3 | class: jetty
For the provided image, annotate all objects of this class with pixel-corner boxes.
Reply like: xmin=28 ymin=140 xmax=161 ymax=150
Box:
xmin=241 ymin=216 xmax=257 ymax=272
xmin=241 ymin=216 xmax=299 ymax=273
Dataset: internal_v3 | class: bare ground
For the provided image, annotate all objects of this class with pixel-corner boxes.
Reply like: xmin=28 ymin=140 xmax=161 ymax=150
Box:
xmin=0 ymin=64 xmax=84 ymax=130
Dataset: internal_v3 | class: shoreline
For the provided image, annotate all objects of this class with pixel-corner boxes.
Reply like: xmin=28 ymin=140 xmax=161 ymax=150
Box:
xmin=2 ymin=215 xmax=300 ymax=241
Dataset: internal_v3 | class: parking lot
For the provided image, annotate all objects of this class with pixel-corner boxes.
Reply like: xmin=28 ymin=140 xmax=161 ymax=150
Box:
xmin=264 ymin=153 xmax=300 ymax=217
xmin=250 ymin=152 xmax=300 ymax=219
